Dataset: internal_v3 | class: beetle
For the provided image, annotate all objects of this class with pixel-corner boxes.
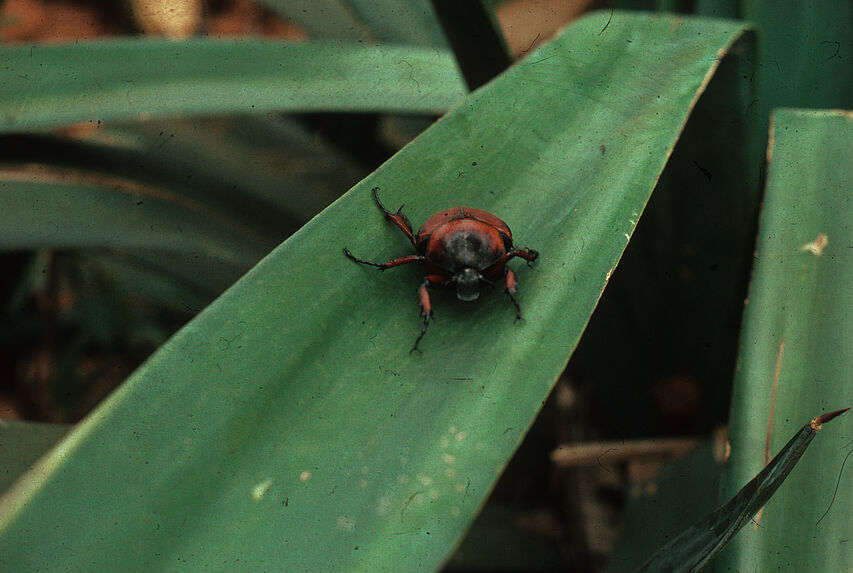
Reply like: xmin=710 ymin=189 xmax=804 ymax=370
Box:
xmin=344 ymin=187 xmax=539 ymax=352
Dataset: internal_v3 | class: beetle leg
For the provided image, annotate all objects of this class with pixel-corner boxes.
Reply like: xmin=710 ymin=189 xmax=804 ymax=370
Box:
xmin=344 ymin=248 xmax=424 ymax=270
xmin=517 ymin=248 xmax=539 ymax=265
xmin=509 ymin=247 xmax=539 ymax=265
xmin=491 ymin=247 xmax=539 ymax=271
xmin=504 ymin=268 xmax=523 ymax=322
xmin=411 ymin=279 xmax=434 ymax=353
xmin=372 ymin=187 xmax=416 ymax=245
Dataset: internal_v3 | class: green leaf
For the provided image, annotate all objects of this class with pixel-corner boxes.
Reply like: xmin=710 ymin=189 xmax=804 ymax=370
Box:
xmin=717 ymin=109 xmax=853 ymax=570
xmin=97 ymin=116 xmax=366 ymax=223
xmin=743 ymin=3 xmax=853 ymax=117
xmin=0 ymin=40 xmax=465 ymax=132
xmin=633 ymin=409 xmax=848 ymax=573
xmin=257 ymin=0 xmax=448 ymax=46
xmin=0 ymin=172 xmax=272 ymax=267
xmin=0 ymin=113 xmax=361 ymax=260
xmin=0 ymin=12 xmax=750 ymax=572
xmin=348 ymin=0 xmax=448 ymax=46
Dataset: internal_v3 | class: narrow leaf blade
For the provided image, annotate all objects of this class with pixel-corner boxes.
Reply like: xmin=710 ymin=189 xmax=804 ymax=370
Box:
xmin=0 ymin=40 xmax=465 ymax=132
xmin=634 ymin=409 xmax=849 ymax=573
xmin=717 ymin=108 xmax=853 ymax=570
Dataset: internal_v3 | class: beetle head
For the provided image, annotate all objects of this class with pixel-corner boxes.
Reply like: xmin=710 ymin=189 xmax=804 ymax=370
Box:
xmin=454 ymin=267 xmax=482 ymax=301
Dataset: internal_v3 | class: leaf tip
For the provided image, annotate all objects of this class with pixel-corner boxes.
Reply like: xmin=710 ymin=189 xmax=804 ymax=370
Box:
xmin=811 ymin=407 xmax=850 ymax=431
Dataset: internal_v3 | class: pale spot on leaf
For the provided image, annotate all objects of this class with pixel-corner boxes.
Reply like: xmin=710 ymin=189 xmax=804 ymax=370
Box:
xmin=799 ymin=233 xmax=828 ymax=256
xmin=336 ymin=516 xmax=356 ymax=532
xmin=251 ymin=478 xmax=273 ymax=500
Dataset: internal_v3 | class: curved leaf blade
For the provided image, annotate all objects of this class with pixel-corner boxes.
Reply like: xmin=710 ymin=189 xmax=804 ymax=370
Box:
xmin=0 ymin=12 xmax=750 ymax=572
xmin=0 ymin=170 xmax=272 ymax=266
xmin=256 ymin=0 xmax=448 ymax=46
xmin=634 ymin=409 xmax=849 ymax=573
xmin=0 ymin=40 xmax=466 ymax=132
xmin=718 ymin=109 xmax=853 ymax=570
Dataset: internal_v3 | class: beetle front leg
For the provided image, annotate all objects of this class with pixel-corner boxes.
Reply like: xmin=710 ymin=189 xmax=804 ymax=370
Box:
xmin=344 ymin=248 xmax=424 ymax=270
xmin=411 ymin=280 xmax=434 ymax=353
xmin=509 ymin=247 xmax=539 ymax=266
xmin=519 ymin=248 xmax=539 ymax=264
xmin=504 ymin=268 xmax=523 ymax=322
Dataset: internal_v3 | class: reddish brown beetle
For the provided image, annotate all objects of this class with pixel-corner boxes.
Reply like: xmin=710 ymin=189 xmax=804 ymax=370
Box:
xmin=344 ymin=187 xmax=538 ymax=352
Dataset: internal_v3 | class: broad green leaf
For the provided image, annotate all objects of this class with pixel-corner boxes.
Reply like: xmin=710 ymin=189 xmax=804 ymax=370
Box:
xmin=0 ymin=12 xmax=750 ymax=572
xmin=634 ymin=409 xmax=848 ymax=573
xmin=743 ymin=2 xmax=853 ymax=120
xmin=0 ymin=40 xmax=465 ymax=132
xmin=717 ymin=109 xmax=853 ymax=570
